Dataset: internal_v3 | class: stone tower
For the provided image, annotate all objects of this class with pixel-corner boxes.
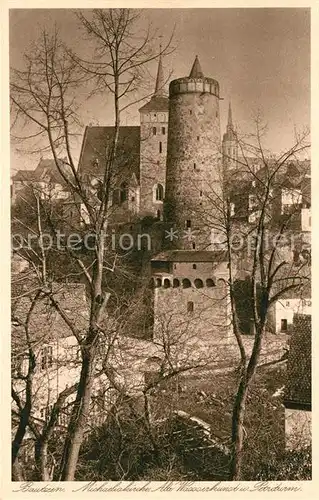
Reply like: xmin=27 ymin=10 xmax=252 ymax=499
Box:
xmin=222 ymin=102 xmax=238 ymax=171
xmin=164 ymin=56 xmax=223 ymax=250
xmin=139 ymin=53 xmax=169 ymax=219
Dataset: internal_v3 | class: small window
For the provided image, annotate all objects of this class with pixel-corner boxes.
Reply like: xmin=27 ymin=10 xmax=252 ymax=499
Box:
xmin=173 ymin=278 xmax=180 ymax=288
xmin=155 ymin=183 xmax=164 ymax=201
xmin=206 ymin=278 xmax=215 ymax=287
xmin=40 ymin=346 xmax=53 ymax=370
xmin=194 ymin=163 xmax=196 ymax=170
xmin=162 ymin=127 xmax=166 ymax=135
xmin=154 ymin=113 xmax=157 ymax=117
xmin=163 ymin=278 xmax=171 ymax=289
xmin=281 ymin=319 xmax=288 ymax=332
xmin=200 ymin=191 xmax=202 ymax=196
xmin=194 ymin=279 xmax=204 ymax=289
xmin=153 ymin=127 xmax=157 ymax=136
xmin=159 ymin=142 xmax=162 ymax=154
xmin=182 ymin=279 xmax=191 ymax=289
xmin=156 ymin=210 xmax=161 ymax=219
xmin=192 ymin=243 xmax=196 ymax=249
xmin=197 ymin=136 xmax=200 ymax=141
xmin=120 ymin=182 xmax=128 ymax=203
xmin=193 ymin=264 xmax=197 ymax=269
xmin=187 ymin=301 xmax=194 ymax=313
xmin=131 ymin=196 xmax=135 ymax=202
xmin=186 ymin=220 xmax=191 ymax=228
xmin=190 ymin=110 xmax=192 ymax=115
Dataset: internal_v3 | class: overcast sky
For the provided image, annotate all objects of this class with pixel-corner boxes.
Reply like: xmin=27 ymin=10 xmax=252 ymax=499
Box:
xmin=10 ymin=8 xmax=310 ymax=172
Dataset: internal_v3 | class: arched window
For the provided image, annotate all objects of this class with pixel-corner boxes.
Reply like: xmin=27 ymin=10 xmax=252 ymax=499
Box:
xmin=163 ymin=278 xmax=171 ymax=289
xmin=155 ymin=183 xmax=164 ymax=201
xmin=182 ymin=278 xmax=191 ymax=289
xmin=194 ymin=279 xmax=204 ymax=289
xmin=173 ymin=278 xmax=180 ymax=288
xmin=120 ymin=182 xmax=128 ymax=203
xmin=206 ymin=278 xmax=215 ymax=288
xmin=155 ymin=278 xmax=162 ymax=288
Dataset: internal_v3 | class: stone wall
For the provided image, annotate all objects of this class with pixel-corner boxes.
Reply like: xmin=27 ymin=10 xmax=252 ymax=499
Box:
xmin=164 ymin=83 xmax=222 ymax=250
xmin=139 ymin=111 xmax=168 ymax=217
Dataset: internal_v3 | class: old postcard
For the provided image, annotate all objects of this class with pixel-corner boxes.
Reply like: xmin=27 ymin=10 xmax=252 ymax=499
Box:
xmin=1 ymin=0 xmax=316 ymax=497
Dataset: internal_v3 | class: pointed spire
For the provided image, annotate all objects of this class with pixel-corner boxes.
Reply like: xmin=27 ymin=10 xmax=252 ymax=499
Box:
xmin=227 ymin=101 xmax=233 ymax=129
xmin=154 ymin=46 xmax=165 ymax=97
xmin=189 ymin=55 xmax=204 ymax=78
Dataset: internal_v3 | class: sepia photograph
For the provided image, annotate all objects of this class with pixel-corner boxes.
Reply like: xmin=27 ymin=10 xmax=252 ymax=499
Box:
xmin=9 ymin=6 xmax=311 ymax=485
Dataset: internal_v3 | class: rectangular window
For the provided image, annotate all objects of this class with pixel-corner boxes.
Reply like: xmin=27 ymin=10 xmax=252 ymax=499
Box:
xmin=193 ymin=264 xmax=197 ymax=269
xmin=192 ymin=242 xmax=196 ymax=249
xmin=186 ymin=220 xmax=191 ymax=228
xmin=162 ymin=127 xmax=165 ymax=135
xmin=281 ymin=319 xmax=288 ymax=332
xmin=152 ymin=127 xmax=157 ymax=135
xmin=187 ymin=301 xmax=194 ymax=313
xmin=40 ymin=346 xmax=53 ymax=370
xmin=159 ymin=141 xmax=162 ymax=153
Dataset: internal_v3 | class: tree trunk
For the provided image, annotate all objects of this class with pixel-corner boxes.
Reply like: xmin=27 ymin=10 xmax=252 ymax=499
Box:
xmin=58 ymin=346 xmax=96 ymax=480
xmin=12 ymin=404 xmax=31 ymax=467
xmin=229 ymin=376 xmax=249 ymax=480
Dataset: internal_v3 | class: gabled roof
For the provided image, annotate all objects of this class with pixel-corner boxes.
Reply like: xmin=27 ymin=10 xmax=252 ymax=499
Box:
xmin=78 ymin=126 xmax=141 ymax=184
xmin=284 ymin=314 xmax=311 ymax=410
xmin=12 ymin=158 xmax=70 ymax=187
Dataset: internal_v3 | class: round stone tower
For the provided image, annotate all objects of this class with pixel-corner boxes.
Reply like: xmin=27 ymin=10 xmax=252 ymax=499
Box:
xmin=164 ymin=56 xmax=223 ymax=250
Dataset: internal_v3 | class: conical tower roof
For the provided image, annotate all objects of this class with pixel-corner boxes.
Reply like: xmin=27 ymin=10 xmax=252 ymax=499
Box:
xmin=154 ymin=51 xmax=165 ymax=97
xmin=189 ymin=55 xmax=204 ymax=78
xmin=138 ymin=49 xmax=168 ymax=113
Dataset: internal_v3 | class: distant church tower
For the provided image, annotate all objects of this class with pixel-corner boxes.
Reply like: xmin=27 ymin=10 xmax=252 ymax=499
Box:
xmin=222 ymin=102 xmax=238 ymax=171
xmin=164 ymin=56 xmax=222 ymax=250
xmin=139 ymin=52 xmax=169 ymax=219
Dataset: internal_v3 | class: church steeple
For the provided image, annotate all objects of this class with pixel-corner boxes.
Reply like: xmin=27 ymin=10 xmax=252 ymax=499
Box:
xmin=227 ymin=102 xmax=233 ymax=131
xmin=189 ymin=55 xmax=204 ymax=78
xmin=154 ymin=48 xmax=165 ymax=97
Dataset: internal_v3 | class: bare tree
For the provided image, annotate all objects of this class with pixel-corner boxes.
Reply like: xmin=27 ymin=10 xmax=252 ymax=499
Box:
xmin=10 ymin=9 xmax=174 ymax=480
xmin=179 ymin=115 xmax=310 ymax=479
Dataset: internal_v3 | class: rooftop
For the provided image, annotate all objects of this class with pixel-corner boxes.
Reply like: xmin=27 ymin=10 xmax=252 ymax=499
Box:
xmin=78 ymin=125 xmax=141 ymax=182
xmin=151 ymin=250 xmax=228 ymax=263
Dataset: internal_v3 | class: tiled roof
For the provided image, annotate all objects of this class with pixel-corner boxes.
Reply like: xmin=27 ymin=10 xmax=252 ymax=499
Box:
xmin=151 ymin=250 xmax=228 ymax=263
xmin=284 ymin=314 xmax=311 ymax=410
xmin=78 ymin=126 xmax=141 ymax=183
xmin=139 ymin=95 xmax=169 ymax=113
